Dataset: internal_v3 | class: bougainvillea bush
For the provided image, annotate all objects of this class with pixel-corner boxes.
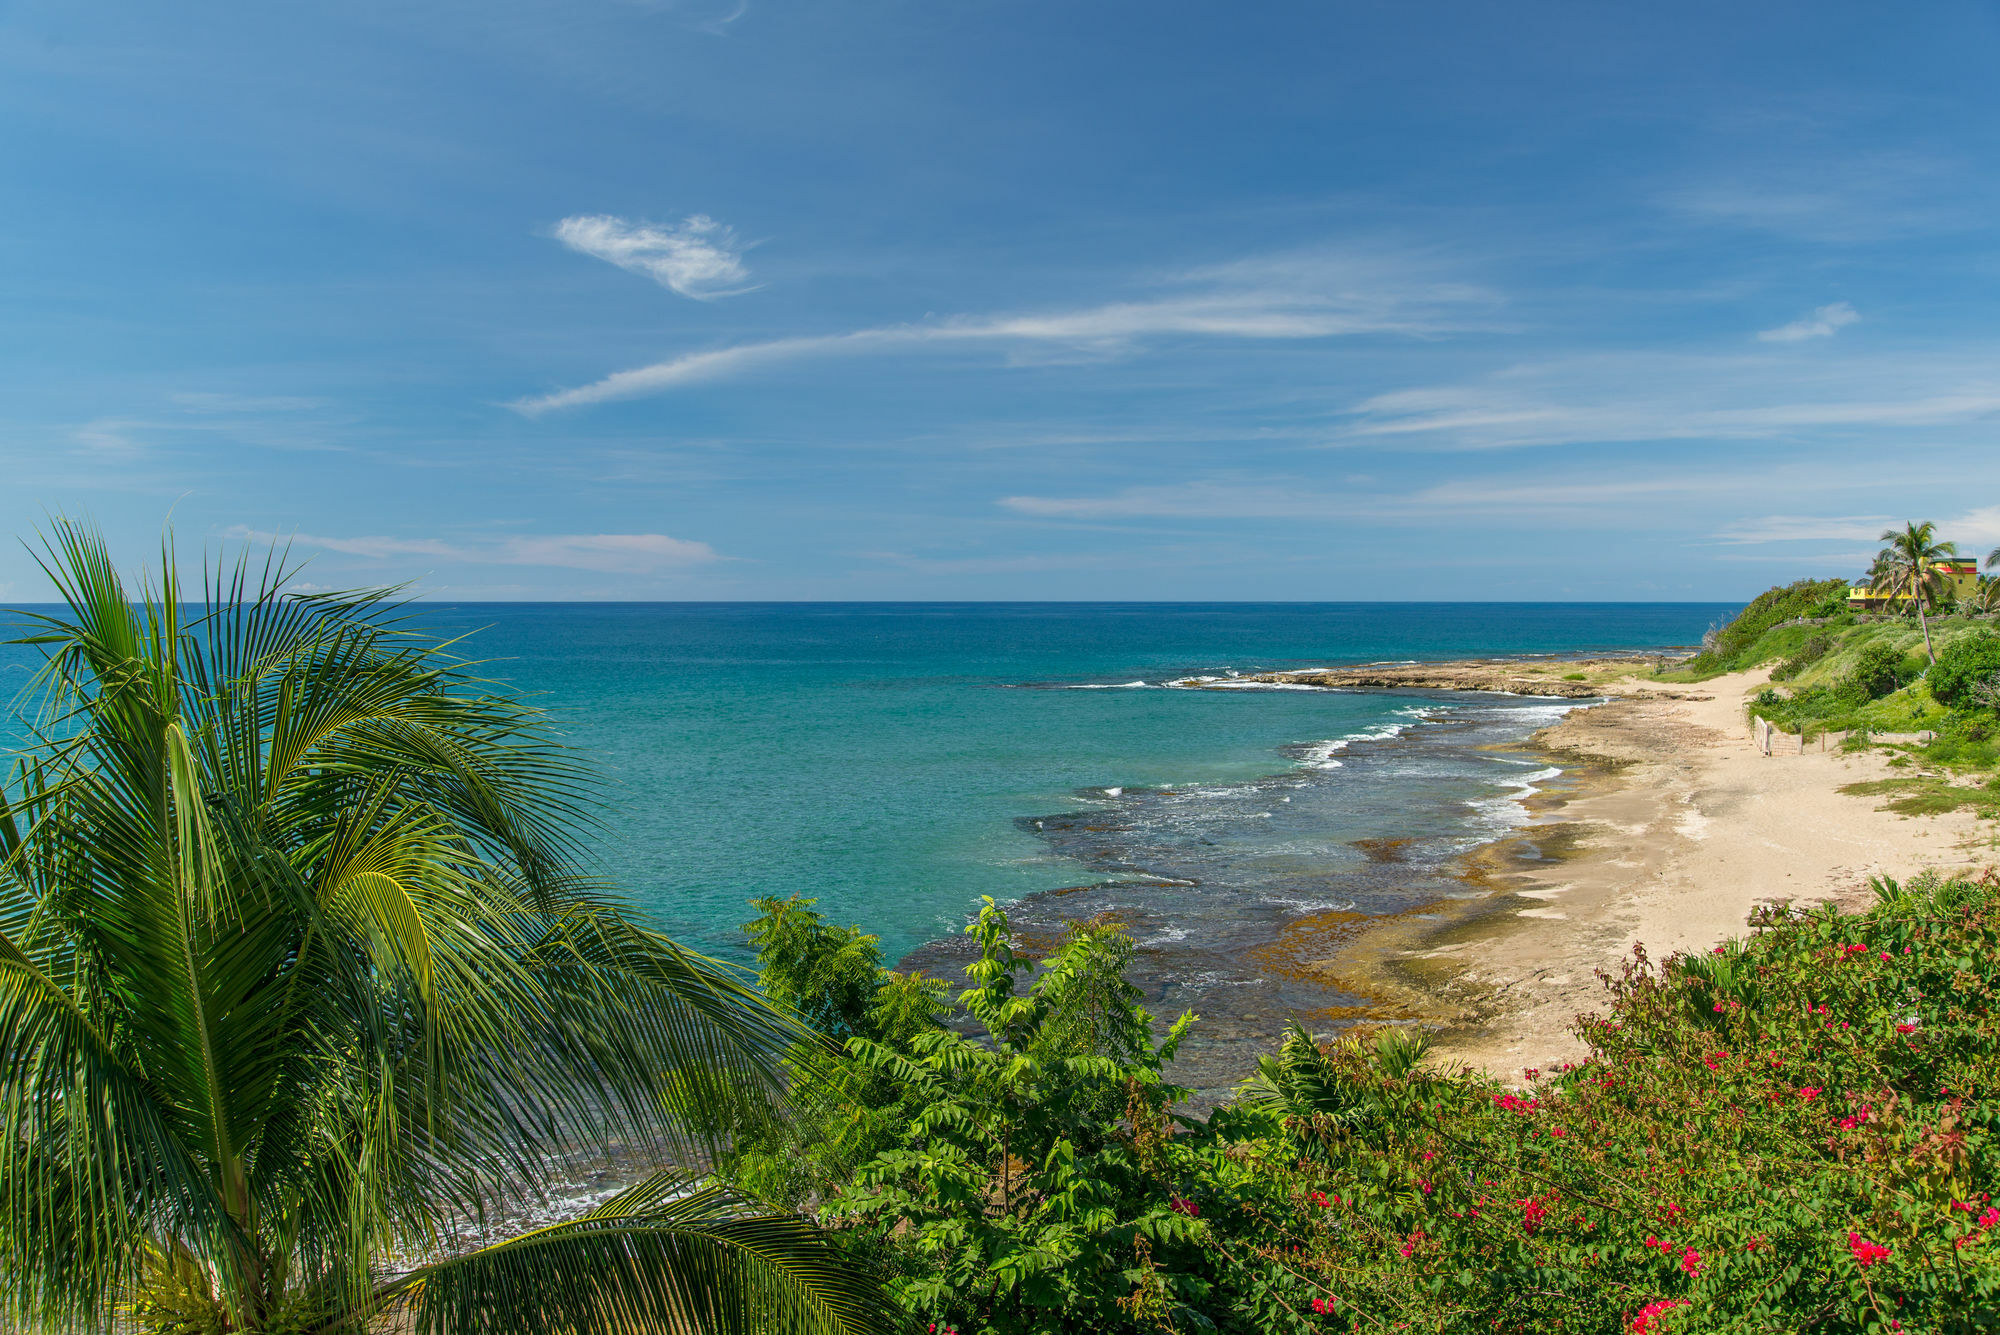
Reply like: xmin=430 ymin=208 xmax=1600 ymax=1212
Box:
xmin=737 ymin=872 xmax=2000 ymax=1333
xmin=1236 ymin=871 xmax=2000 ymax=1333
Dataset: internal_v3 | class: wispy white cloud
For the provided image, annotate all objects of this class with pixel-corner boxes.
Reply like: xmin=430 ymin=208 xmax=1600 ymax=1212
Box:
xmin=1953 ymin=505 xmax=2000 ymax=550
xmin=67 ymin=394 xmax=343 ymax=459
xmin=495 ymin=533 xmax=718 ymax=572
xmin=999 ymin=471 xmax=1761 ymax=523
xmin=1336 ymin=350 xmax=2000 ymax=450
xmin=1664 ymin=151 xmax=1982 ymax=243
xmin=225 ymin=527 xmax=719 ymax=574
xmin=168 ymin=392 xmax=327 ymax=412
xmin=1714 ymin=514 xmax=1890 ymax=545
xmin=1001 ymin=481 xmax=1359 ymax=521
xmin=687 ymin=0 xmax=748 ymax=34
xmin=1715 ymin=506 xmax=2000 ymax=552
xmin=515 ymin=253 xmax=1500 ymax=414
xmin=1758 ymin=302 xmax=1859 ymax=343
xmin=72 ymin=417 xmax=151 ymax=458
xmin=620 ymin=0 xmax=748 ymax=35
xmin=554 ymin=213 xmax=754 ymax=300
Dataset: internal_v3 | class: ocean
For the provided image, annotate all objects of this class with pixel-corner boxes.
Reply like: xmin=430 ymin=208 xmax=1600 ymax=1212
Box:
xmin=0 ymin=601 xmax=1729 ymax=1091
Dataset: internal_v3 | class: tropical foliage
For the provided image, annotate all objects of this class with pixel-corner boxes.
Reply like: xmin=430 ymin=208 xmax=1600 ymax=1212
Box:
xmin=735 ymin=871 xmax=2000 ymax=1333
xmin=1871 ymin=521 xmax=1963 ymax=663
xmin=1929 ymin=632 xmax=2000 ymax=715
xmin=0 ymin=524 xmax=885 ymax=1335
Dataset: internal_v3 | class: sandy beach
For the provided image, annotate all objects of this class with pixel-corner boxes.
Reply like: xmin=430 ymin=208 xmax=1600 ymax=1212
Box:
xmin=1317 ymin=666 xmax=1999 ymax=1078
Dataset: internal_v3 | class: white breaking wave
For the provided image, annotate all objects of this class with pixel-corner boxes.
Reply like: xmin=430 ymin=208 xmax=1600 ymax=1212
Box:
xmin=1467 ymin=764 xmax=1566 ymax=835
xmin=1204 ymin=680 xmax=1334 ymax=691
xmin=1261 ymin=895 xmax=1358 ymax=913
xmin=1297 ymin=720 xmax=1414 ymax=769
xmin=1066 ymin=680 xmax=1152 ymax=689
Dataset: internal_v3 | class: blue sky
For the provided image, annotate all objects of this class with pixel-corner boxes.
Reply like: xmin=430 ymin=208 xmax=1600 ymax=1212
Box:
xmin=3 ymin=0 xmax=1998 ymax=600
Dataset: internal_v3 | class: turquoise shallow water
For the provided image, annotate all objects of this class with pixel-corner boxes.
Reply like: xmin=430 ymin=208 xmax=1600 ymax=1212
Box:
xmin=1 ymin=601 xmax=1732 ymax=1093
xmin=1 ymin=602 xmax=1728 ymax=969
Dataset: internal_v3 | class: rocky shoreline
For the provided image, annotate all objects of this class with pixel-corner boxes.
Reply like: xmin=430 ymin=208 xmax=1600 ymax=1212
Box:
xmin=1206 ymin=655 xmax=1706 ymax=700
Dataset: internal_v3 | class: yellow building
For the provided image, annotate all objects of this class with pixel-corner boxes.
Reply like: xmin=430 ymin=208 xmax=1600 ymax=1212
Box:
xmin=1848 ymin=556 xmax=1981 ymax=611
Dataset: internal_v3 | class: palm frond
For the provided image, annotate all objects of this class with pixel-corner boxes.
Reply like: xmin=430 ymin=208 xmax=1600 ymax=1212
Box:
xmin=0 ymin=518 xmax=839 ymax=1333
xmin=379 ymin=1172 xmax=890 ymax=1335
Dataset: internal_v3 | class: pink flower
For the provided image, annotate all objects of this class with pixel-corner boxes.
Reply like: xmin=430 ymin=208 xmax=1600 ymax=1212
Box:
xmin=1519 ymin=1196 xmax=1550 ymax=1232
xmin=1981 ymin=1208 xmax=2000 ymax=1231
xmin=1680 ymin=1247 xmax=1701 ymax=1276
xmin=1169 ymin=1196 xmax=1199 ymax=1218
xmin=1630 ymin=1297 xmax=1689 ymax=1333
xmin=1308 ymin=1191 xmax=1329 ymax=1208
xmin=1881 ymin=952 xmax=1892 ymax=961
xmin=1310 ymin=1296 xmax=1337 ymax=1314
xmin=1896 ymin=1023 xmax=1917 ymax=1034
xmin=1848 ymin=1231 xmax=1891 ymax=1267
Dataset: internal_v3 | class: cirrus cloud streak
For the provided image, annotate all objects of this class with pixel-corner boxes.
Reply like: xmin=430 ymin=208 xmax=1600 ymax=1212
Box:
xmin=512 ymin=252 xmax=1501 ymax=414
xmin=224 ymin=526 xmax=718 ymax=574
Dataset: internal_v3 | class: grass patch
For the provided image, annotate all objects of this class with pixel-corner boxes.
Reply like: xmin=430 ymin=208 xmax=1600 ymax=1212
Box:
xmin=1839 ymin=774 xmax=2000 ymax=819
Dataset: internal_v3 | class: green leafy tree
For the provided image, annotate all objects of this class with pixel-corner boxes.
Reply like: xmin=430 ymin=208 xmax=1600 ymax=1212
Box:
xmin=831 ymin=901 xmax=1262 ymax=1335
xmin=1871 ymin=521 xmax=1961 ymax=663
xmin=0 ymin=523 xmax=885 ymax=1335
xmin=716 ymin=897 xmax=951 ymax=1211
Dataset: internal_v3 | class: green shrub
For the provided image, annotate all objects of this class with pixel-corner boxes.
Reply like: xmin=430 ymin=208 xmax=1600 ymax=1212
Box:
xmin=1842 ymin=642 xmax=1908 ymax=702
xmin=1771 ymin=632 xmax=1836 ymax=681
xmin=1928 ymin=632 xmax=2000 ymax=713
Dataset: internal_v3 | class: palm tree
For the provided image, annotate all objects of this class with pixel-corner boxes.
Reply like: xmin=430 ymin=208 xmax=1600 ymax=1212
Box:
xmin=0 ymin=522 xmax=885 ymax=1335
xmin=1870 ymin=521 xmax=1960 ymax=664
xmin=1973 ymin=574 xmax=2000 ymax=615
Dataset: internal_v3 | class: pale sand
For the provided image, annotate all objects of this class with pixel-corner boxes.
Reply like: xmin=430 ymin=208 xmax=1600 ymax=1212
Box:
xmin=1325 ymin=667 xmax=1997 ymax=1080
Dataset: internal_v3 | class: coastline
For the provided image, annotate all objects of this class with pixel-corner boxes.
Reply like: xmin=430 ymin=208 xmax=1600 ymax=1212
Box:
xmin=1317 ymin=665 xmax=1997 ymax=1076
xmin=1207 ymin=654 xmax=1706 ymax=700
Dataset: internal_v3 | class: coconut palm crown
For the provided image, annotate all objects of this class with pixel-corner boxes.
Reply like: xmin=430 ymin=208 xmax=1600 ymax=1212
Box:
xmin=0 ymin=522 xmax=883 ymax=1335
xmin=1870 ymin=521 xmax=1959 ymax=663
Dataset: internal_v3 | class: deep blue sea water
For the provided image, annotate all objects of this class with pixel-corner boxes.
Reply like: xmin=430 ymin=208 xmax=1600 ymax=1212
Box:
xmin=1 ymin=601 xmax=1729 ymax=1087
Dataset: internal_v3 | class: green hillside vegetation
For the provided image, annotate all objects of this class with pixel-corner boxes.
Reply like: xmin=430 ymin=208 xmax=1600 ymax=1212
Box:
xmin=1660 ymin=575 xmax=2000 ymax=823
xmin=1672 ymin=578 xmax=1851 ymax=677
